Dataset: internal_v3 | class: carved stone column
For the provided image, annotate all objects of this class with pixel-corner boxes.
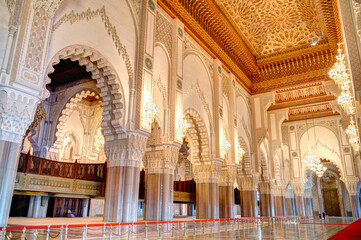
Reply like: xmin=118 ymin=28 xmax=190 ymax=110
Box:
xmin=237 ymin=173 xmax=260 ymax=217
xmin=144 ymin=144 xmax=180 ymax=221
xmin=345 ymin=181 xmax=360 ymax=219
xmin=219 ymin=165 xmax=236 ymax=218
xmin=273 ymin=185 xmax=284 ymax=216
xmin=103 ymin=132 xmax=148 ymax=223
xmin=193 ymin=159 xmax=222 ymax=219
xmin=0 ymin=89 xmax=39 ymax=226
xmin=292 ymin=182 xmax=305 ymax=217
xmin=259 ymin=181 xmax=274 ymax=217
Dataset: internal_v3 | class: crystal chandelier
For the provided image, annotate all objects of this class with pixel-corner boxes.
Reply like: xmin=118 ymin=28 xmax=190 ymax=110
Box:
xmin=337 ymin=89 xmax=355 ymax=115
xmin=346 ymin=117 xmax=361 ymax=151
xmin=220 ymin=135 xmax=231 ymax=156
xmin=143 ymin=94 xmax=159 ymax=126
xmin=175 ymin=113 xmax=190 ymax=139
xmin=302 ymin=147 xmax=326 ymax=177
xmin=237 ymin=140 xmax=245 ymax=162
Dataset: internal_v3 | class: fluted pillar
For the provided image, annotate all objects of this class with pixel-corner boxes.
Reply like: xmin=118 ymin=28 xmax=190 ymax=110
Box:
xmin=219 ymin=165 xmax=236 ymax=218
xmin=292 ymin=182 xmax=305 ymax=217
xmin=259 ymin=181 xmax=274 ymax=217
xmin=345 ymin=181 xmax=360 ymax=219
xmin=104 ymin=132 xmax=148 ymax=223
xmin=273 ymin=185 xmax=284 ymax=216
xmin=144 ymin=144 xmax=180 ymax=221
xmin=193 ymin=159 xmax=222 ymax=219
xmin=237 ymin=173 xmax=260 ymax=217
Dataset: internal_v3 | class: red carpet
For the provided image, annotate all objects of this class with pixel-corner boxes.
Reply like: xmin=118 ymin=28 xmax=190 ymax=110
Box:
xmin=329 ymin=219 xmax=361 ymax=239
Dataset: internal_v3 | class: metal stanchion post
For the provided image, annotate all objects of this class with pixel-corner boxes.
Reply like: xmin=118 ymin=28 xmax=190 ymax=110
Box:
xmin=109 ymin=226 xmax=112 ymax=240
xmin=202 ymin=222 xmax=204 ymax=234
xmin=60 ymin=226 xmax=63 ymax=240
xmin=172 ymin=224 xmax=174 ymax=237
xmin=118 ymin=223 xmax=120 ymax=235
xmin=21 ymin=227 xmax=26 ymax=240
xmin=211 ymin=221 xmax=213 ymax=233
xmin=1 ymin=227 xmax=6 ymax=240
xmin=145 ymin=223 xmax=148 ymax=239
xmin=65 ymin=224 xmax=68 ymax=240
xmin=46 ymin=226 xmax=50 ymax=240
xmin=159 ymin=223 xmax=161 ymax=238
xmin=184 ymin=222 xmax=187 ymax=236
xmin=128 ymin=225 xmax=131 ymax=240
xmin=193 ymin=221 xmax=196 ymax=236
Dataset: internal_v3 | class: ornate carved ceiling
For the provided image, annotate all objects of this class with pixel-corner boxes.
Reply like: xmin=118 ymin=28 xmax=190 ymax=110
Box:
xmin=216 ymin=0 xmax=326 ymax=57
xmin=158 ymin=0 xmax=343 ymax=93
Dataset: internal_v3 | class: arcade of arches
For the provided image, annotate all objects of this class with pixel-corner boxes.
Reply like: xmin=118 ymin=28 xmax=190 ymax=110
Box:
xmin=2 ymin=0 xmax=361 ymax=232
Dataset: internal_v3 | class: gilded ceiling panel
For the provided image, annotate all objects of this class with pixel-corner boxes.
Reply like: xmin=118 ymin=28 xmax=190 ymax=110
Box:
xmin=216 ymin=0 xmax=327 ymax=56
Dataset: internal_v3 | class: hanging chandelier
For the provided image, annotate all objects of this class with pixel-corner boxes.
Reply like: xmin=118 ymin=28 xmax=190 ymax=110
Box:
xmin=175 ymin=113 xmax=190 ymax=139
xmin=237 ymin=139 xmax=245 ymax=162
xmin=302 ymin=147 xmax=326 ymax=177
xmin=94 ymin=128 xmax=105 ymax=148
xmin=329 ymin=43 xmax=360 ymax=151
xmin=220 ymin=135 xmax=231 ymax=156
xmin=143 ymin=94 xmax=159 ymax=125
xmin=346 ymin=117 xmax=361 ymax=151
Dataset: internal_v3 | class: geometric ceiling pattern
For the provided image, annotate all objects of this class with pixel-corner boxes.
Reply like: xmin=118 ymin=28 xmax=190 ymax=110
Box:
xmin=217 ymin=0 xmax=327 ymax=57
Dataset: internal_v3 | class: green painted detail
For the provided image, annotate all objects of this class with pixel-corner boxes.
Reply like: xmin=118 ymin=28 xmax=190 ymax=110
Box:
xmin=177 ymin=79 xmax=183 ymax=90
xmin=218 ymin=66 xmax=222 ymax=74
xmin=145 ymin=58 xmax=153 ymax=70
xmin=178 ymin=27 xmax=183 ymax=37
xmin=219 ymin=107 xmax=223 ymax=117
xmin=344 ymin=147 xmax=350 ymax=153
xmin=290 ymin=126 xmax=295 ymax=131
xmin=292 ymin=152 xmax=297 ymax=157
xmin=234 ymin=118 xmax=237 ymax=127
xmin=148 ymin=0 xmax=155 ymax=10
xmin=29 ymin=178 xmax=70 ymax=188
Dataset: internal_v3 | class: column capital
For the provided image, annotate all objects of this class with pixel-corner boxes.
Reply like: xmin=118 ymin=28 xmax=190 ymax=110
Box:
xmin=258 ymin=180 xmax=275 ymax=194
xmin=237 ymin=173 xmax=260 ymax=191
xmin=219 ymin=165 xmax=237 ymax=186
xmin=345 ymin=181 xmax=359 ymax=196
xmin=273 ymin=184 xmax=284 ymax=197
xmin=193 ymin=158 xmax=222 ymax=183
xmin=0 ymin=86 xmax=39 ymax=143
xmin=144 ymin=143 xmax=181 ymax=174
xmin=291 ymin=181 xmax=305 ymax=196
xmin=105 ymin=131 xmax=149 ymax=167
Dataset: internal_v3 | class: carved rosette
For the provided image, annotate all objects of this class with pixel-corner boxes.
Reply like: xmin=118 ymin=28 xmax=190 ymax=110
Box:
xmin=104 ymin=132 xmax=148 ymax=168
xmin=0 ymin=87 xmax=39 ymax=143
xmin=219 ymin=165 xmax=237 ymax=186
xmin=193 ymin=159 xmax=223 ymax=183
xmin=236 ymin=173 xmax=260 ymax=191
xmin=144 ymin=144 xmax=181 ymax=175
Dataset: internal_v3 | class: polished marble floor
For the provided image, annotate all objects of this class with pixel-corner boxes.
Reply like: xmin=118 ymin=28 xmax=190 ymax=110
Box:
xmin=174 ymin=217 xmax=354 ymax=240
xmin=7 ymin=216 xmax=354 ymax=239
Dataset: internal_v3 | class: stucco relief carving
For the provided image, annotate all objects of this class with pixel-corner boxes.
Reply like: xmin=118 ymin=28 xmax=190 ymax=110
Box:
xmin=155 ymin=11 xmax=172 ymax=58
xmin=0 ymin=88 xmax=38 ymax=143
xmin=47 ymin=45 xmax=126 ymax=138
xmin=236 ymin=173 xmax=260 ymax=191
xmin=32 ymin=0 xmax=63 ymax=17
xmin=144 ymin=144 xmax=181 ymax=174
xmin=105 ymin=131 xmax=148 ymax=167
xmin=345 ymin=181 xmax=359 ymax=195
xmin=193 ymin=159 xmax=222 ymax=183
xmin=53 ymin=7 xmax=134 ymax=81
xmin=219 ymin=165 xmax=237 ymax=186
xmin=258 ymin=180 xmax=274 ymax=194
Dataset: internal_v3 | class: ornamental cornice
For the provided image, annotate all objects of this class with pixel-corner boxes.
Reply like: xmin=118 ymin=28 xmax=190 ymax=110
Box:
xmin=104 ymin=131 xmax=149 ymax=168
xmin=144 ymin=143 xmax=181 ymax=174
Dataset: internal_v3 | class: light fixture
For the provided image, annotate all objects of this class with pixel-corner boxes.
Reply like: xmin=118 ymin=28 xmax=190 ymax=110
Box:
xmin=220 ymin=135 xmax=231 ymax=156
xmin=143 ymin=93 xmax=159 ymax=126
xmin=94 ymin=128 xmax=105 ymax=148
xmin=346 ymin=117 xmax=361 ymax=151
xmin=176 ymin=113 xmax=190 ymax=140
xmin=237 ymin=139 xmax=245 ymax=162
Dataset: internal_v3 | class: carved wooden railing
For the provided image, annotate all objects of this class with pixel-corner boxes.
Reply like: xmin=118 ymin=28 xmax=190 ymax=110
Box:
xmin=173 ymin=179 xmax=196 ymax=193
xmin=17 ymin=153 xmax=106 ymax=182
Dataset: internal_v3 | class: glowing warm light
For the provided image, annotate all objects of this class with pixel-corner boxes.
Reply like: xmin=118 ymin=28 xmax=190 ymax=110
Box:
xmin=302 ymin=147 xmax=326 ymax=177
xmin=237 ymin=140 xmax=245 ymax=162
xmin=143 ymin=92 xmax=159 ymax=126
xmin=176 ymin=113 xmax=190 ymax=139
xmin=221 ymin=135 xmax=231 ymax=156
xmin=345 ymin=118 xmax=361 ymax=151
